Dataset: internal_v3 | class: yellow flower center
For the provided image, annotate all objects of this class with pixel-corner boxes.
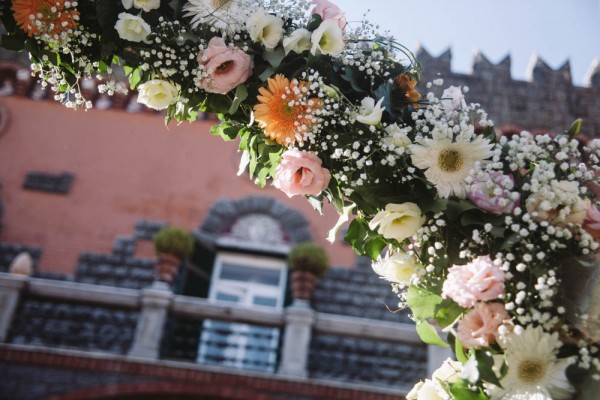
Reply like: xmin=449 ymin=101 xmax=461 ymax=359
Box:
xmin=438 ymin=149 xmax=464 ymax=172
xmin=517 ymin=359 xmax=546 ymax=384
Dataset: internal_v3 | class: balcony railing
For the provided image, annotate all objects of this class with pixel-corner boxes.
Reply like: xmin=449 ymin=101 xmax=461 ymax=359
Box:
xmin=0 ymin=272 xmax=447 ymax=388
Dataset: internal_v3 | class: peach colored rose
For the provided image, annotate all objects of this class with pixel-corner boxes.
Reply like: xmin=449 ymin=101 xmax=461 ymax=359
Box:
xmin=457 ymin=302 xmax=510 ymax=348
xmin=442 ymin=256 xmax=505 ymax=308
xmin=584 ymin=203 xmax=600 ymax=243
xmin=273 ymin=150 xmax=331 ymax=197
xmin=197 ymin=37 xmax=253 ymax=94
xmin=311 ymin=0 xmax=346 ymax=30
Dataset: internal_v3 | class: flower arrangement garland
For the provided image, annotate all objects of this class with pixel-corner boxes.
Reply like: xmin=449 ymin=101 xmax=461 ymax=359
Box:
xmin=1 ymin=0 xmax=599 ymax=399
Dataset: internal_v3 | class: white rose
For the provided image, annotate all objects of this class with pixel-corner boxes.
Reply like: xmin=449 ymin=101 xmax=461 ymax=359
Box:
xmin=115 ymin=13 xmax=152 ymax=43
xmin=406 ymin=379 xmax=447 ymax=400
xmin=283 ymin=28 xmax=312 ymax=55
xmin=122 ymin=0 xmax=160 ymax=12
xmin=441 ymin=85 xmax=467 ymax=114
xmin=137 ymin=79 xmax=178 ymax=110
xmin=368 ymin=202 xmax=425 ymax=242
xmin=372 ymin=252 xmax=421 ymax=286
xmin=310 ymin=19 xmax=344 ymax=56
xmin=246 ymin=8 xmax=284 ymax=50
xmin=355 ymin=97 xmax=385 ymax=125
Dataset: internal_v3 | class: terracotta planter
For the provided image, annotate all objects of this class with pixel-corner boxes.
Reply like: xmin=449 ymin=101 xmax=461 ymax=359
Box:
xmin=290 ymin=270 xmax=318 ymax=300
xmin=155 ymin=253 xmax=181 ymax=283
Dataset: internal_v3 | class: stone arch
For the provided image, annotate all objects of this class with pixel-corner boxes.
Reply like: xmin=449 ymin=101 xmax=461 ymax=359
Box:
xmin=196 ymin=195 xmax=312 ymax=245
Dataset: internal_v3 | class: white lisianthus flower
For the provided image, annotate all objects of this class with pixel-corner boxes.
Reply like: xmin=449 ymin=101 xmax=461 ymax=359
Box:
xmin=383 ymin=123 xmax=412 ymax=148
xmin=432 ymin=358 xmax=462 ymax=384
xmin=355 ymin=97 xmax=385 ymax=125
xmin=114 ymin=13 xmax=151 ymax=43
xmin=372 ymin=252 xmax=422 ymax=286
xmin=461 ymin=354 xmax=480 ymax=384
xmin=246 ymin=8 xmax=284 ymax=50
xmin=310 ymin=19 xmax=344 ymax=56
xmin=488 ymin=325 xmax=575 ymax=400
xmin=122 ymin=0 xmax=160 ymax=12
xmin=368 ymin=202 xmax=425 ymax=242
xmin=136 ymin=79 xmax=179 ymax=110
xmin=283 ymin=28 xmax=312 ymax=54
xmin=441 ymin=85 xmax=467 ymax=115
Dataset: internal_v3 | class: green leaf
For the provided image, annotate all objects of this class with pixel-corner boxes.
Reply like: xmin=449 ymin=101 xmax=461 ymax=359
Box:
xmin=406 ymin=286 xmax=443 ymax=321
xmin=475 ymin=349 xmax=502 ymax=388
xmin=434 ymin=299 xmax=466 ymax=329
xmin=415 ymin=320 xmax=448 ymax=347
xmin=306 ymin=14 xmax=323 ymax=31
xmin=124 ymin=66 xmax=143 ymax=90
xmin=447 ymin=379 xmax=489 ymax=400
xmin=0 ymin=34 xmax=26 ymax=51
xmin=263 ymin=48 xmax=286 ymax=69
xmin=228 ymin=84 xmax=248 ymax=115
xmin=447 ymin=333 xmax=468 ymax=363
xmin=567 ymin=118 xmax=583 ymax=138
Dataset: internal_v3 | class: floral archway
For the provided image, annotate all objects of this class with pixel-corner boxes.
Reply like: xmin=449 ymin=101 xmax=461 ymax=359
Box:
xmin=1 ymin=0 xmax=599 ymax=399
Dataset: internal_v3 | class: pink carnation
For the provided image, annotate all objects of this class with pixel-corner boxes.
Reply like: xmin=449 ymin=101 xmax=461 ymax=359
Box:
xmin=311 ymin=0 xmax=347 ymax=30
xmin=273 ymin=149 xmax=331 ymax=197
xmin=457 ymin=302 xmax=510 ymax=348
xmin=442 ymin=256 xmax=505 ymax=308
xmin=197 ymin=37 xmax=253 ymax=94
xmin=467 ymin=171 xmax=520 ymax=214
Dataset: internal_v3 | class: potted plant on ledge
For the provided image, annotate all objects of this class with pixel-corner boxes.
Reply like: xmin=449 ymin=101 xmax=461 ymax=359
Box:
xmin=152 ymin=226 xmax=194 ymax=284
xmin=288 ymin=242 xmax=329 ymax=301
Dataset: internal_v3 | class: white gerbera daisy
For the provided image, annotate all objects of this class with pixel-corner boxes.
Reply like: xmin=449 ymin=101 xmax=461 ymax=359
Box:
xmin=489 ymin=325 xmax=575 ymax=400
xmin=183 ymin=0 xmax=250 ymax=32
xmin=409 ymin=137 xmax=493 ymax=199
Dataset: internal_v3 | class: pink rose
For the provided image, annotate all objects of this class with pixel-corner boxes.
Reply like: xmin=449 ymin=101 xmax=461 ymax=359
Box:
xmin=197 ymin=37 xmax=253 ymax=94
xmin=457 ymin=302 xmax=510 ymax=348
xmin=442 ymin=256 xmax=505 ymax=308
xmin=273 ymin=149 xmax=331 ymax=197
xmin=467 ymin=171 xmax=520 ymax=214
xmin=584 ymin=203 xmax=600 ymax=243
xmin=311 ymin=0 xmax=347 ymax=30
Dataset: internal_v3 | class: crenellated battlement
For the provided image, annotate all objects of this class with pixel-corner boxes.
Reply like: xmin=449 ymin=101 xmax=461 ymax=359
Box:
xmin=416 ymin=46 xmax=600 ymax=137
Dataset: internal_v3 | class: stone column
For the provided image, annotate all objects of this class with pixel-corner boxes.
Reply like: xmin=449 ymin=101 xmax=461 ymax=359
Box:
xmin=427 ymin=344 xmax=454 ymax=376
xmin=278 ymin=299 xmax=315 ymax=378
xmin=0 ymin=274 xmax=28 ymax=342
xmin=128 ymin=281 xmax=173 ymax=359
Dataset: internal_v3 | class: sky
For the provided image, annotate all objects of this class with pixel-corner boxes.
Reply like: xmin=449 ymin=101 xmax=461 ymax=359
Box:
xmin=335 ymin=0 xmax=600 ymax=86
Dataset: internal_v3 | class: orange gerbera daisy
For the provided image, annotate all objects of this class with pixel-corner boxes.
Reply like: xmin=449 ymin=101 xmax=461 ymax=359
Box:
xmin=12 ymin=0 xmax=79 ymax=38
xmin=254 ymin=74 xmax=321 ymax=146
xmin=395 ymin=73 xmax=421 ymax=108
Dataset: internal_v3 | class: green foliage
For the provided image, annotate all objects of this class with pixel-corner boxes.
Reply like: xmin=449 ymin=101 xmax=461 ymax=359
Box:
xmin=343 ymin=217 xmax=387 ymax=260
xmin=152 ymin=226 xmax=194 ymax=259
xmin=447 ymin=379 xmax=489 ymax=400
xmin=287 ymin=242 xmax=330 ymax=278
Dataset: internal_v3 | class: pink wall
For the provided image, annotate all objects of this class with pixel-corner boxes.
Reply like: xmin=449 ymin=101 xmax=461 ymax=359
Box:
xmin=0 ymin=97 xmax=356 ymax=274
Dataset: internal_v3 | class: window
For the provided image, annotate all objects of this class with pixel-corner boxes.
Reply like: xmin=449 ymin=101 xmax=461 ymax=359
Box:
xmin=197 ymin=252 xmax=287 ymax=372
